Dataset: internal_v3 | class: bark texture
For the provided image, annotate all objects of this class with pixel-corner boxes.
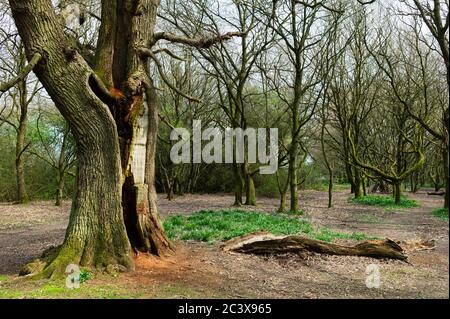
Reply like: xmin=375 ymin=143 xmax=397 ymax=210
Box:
xmin=15 ymin=80 xmax=28 ymax=203
xmin=9 ymin=0 xmax=172 ymax=276
xmin=223 ymin=232 xmax=407 ymax=261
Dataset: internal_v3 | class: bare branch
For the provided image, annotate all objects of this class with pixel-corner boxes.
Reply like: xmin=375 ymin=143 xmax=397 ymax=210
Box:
xmin=148 ymin=52 xmax=202 ymax=103
xmin=294 ymin=0 xmax=344 ymax=14
xmin=149 ymin=31 xmax=247 ymax=48
xmin=0 ymin=53 xmax=41 ymax=93
xmin=139 ymin=47 xmax=187 ymax=61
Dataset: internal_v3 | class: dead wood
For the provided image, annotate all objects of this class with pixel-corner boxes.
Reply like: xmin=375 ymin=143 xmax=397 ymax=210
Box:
xmin=427 ymin=191 xmax=446 ymax=196
xmin=222 ymin=232 xmax=408 ymax=260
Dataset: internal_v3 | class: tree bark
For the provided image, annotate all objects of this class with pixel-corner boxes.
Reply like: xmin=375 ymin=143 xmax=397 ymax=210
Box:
xmin=106 ymin=0 xmax=172 ymax=256
xmin=353 ymin=168 xmax=364 ymax=199
xmin=223 ymin=232 xmax=407 ymax=261
xmin=244 ymin=171 xmax=256 ymax=206
xmin=8 ymin=0 xmax=168 ymax=276
xmin=362 ymin=175 xmax=367 ymax=196
xmin=55 ymin=127 xmax=69 ymax=206
xmin=15 ymin=107 xmax=28 ymax=203
xmin=393 ymin=182 xmax=402 ymax=205
xmin=443 ymin=139 xmax=449 ymax=208
xmin=55 ymin=173 xmax=65 ymax=207
xmin=278 ymin=192 xmax=287 ymax=212
xmin=288 ymin=46 xmax=301 ymax=213
xmin=289 ymin=99 xmax=300 ymax=212
xmin=328 ymin=173 xmax=333 ymax=208
xmin=134 ymin=81 xmax=173 ymax=255
xmin=233 ymin=163 xmax=244 ymax=206
xmin=15 ymin=61 xmax=29 ymax=203
xmin=320 ymin=119 xmax=333 ymax=208
xmin=289 ymin=152 xmax=299 ymax=212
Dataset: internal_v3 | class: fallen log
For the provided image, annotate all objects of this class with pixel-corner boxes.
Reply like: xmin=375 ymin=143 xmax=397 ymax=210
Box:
xmin=427 ymin=191 xmax=446 ymax=196
xmin=222 ymin=232 xmax=407 ymax=260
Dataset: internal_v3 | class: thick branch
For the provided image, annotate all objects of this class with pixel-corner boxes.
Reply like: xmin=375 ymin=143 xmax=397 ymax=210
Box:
xmin=149 ymin=31 xmax=247 ymax=49
xmin=223 ymin=232 xmax=407 ymax=260
xmin=147 ymin=52 xmax=202 ymax=103
xmin=139 ymin=46 xmax=186 ymax=61
xmin=0 ymin=53 xmax=41 ymax=93
xmin=294 ymin=0 xmax=344 ymax=14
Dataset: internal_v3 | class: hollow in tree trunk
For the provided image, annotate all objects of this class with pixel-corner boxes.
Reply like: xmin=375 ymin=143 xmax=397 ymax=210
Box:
xmin=10 ymin=0 xmax=173 ymax=277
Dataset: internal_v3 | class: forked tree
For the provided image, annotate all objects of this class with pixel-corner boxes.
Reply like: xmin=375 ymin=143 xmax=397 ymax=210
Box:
xmin=0 ymin=38 xmax=41 ymax=203
xmin=160 ymin=0 xmax=272 ymax=206
xmin=4 ymin=0 xmax=243 ymax=277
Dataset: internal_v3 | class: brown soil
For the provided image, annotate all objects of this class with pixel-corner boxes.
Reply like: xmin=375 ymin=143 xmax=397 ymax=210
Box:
xmin=0 ymin=190 xmax=448 ymax=298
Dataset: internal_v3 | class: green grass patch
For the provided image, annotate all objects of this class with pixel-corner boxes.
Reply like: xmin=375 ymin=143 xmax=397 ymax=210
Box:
xmin=349 ymin=195 xmax=419 ymax=209
xmin=280 ymin=210 xmax=305 ymax=216
xmin=80 ymin=270 xmax=92 ymax=283
xmin=0 ymin=279 xmax=146 ymax=299
xmin=307 ymin=182 xmax=328 ymax=192
xmin=358 ymin=213 xmax=382 ymax=224
xmin=0 ymin=278 xmax=220 ymax=299
xmin=333 ymin=183 xmax=352 ymax=191
xmin=153 ymin=283 xmax=224 ymax=299
xmin=163 ymin=210 xmax=372 ymax=243
xmin=432 ymin=208 xmax=449 ymax=221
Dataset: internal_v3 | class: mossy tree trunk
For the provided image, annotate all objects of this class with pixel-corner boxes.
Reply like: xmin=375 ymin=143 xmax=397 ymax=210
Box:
xmin=55 ymin=173 xmax=65 ymax=207
xmin=362 ymin=176 xmax=367 ymax=196
xmin=393 ymin=182 xmax=402 ymax=205
xmin=243 ymin=160 xmax=256 ymax=206
xmin=233 ymin=163 xmax=244 ymax=206
xmin=288 ymin=93 xmax=300 ymax=212
xmin=15 ymin=89 xmax=28 ymax=203
xmin=278 ymin=191 xmax=287 ymax=212
xmin=9 ymin=0 xmax=172 ymax=277
xmin=276 ymin=169 xmax=289 ymax=213
xmin=244 ymin=173 xmax=256 ymax=206
xmin=353 ymin=168 xmax=364 ymax=199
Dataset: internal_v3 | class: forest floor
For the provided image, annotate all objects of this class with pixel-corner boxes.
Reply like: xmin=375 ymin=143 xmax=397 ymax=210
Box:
xmin=0 ymin=190 xmax=448 ymax=299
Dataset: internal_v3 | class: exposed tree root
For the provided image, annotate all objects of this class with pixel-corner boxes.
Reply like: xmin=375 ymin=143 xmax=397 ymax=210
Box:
xmin=19 ymin=242 xmax=134 ymax=279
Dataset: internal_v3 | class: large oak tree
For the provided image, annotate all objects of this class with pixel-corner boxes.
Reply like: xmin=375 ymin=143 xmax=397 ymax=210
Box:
xmin=6 ymin=0 xmax=242 ymax=277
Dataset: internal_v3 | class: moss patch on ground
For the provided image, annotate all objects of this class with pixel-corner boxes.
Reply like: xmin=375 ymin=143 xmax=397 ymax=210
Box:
xmin=432 ymin=208 xmax=449 ymax=221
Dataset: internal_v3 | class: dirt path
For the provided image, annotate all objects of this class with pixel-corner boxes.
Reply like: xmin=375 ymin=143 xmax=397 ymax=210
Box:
xmin=0 ymin=190 xmax=448 ymax=298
